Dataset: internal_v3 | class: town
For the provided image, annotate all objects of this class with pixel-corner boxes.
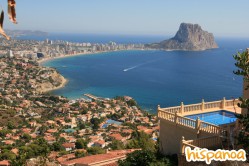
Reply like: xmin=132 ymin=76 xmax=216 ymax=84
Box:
xmin=0 ymin=38 xmax=145 ymax=61
xmin=0 ymin=55 xmax=159 ymax=165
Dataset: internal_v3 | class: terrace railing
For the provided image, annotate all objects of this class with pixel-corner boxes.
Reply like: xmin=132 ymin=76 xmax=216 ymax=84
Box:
xmin=200 ymin=121 xmax=220 ymax=134
xmin=158 ymin=98 xmax=239 ymax=116
xmin=160 ymin=106 xmax=181 ymax=114
xmin=180 ymin=136 xmax=222 ymax=154
xmin=158 ymin=110 xmax=221 ymax=135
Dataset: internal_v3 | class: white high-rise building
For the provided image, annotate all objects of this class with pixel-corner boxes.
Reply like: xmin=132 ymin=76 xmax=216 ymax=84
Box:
xmin=7 ymin=50 xmax=14 ymax=58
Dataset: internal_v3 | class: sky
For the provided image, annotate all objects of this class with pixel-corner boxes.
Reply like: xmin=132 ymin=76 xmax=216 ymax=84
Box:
xmin=2 ymin=0 xmax=249 ymax=37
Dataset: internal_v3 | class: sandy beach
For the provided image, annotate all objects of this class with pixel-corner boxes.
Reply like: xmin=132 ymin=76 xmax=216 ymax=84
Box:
xmin=37 ymin=49 xmax=147 ymax=64
xmin=37 ymin=50 xmax=129 ymax=64
xmin=38 ymin=52 xmax=92 ymax=64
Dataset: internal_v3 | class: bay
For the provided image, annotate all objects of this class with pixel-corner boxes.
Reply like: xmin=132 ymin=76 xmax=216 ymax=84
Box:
xmin=43 ymin=37 xmax=249 ymax=113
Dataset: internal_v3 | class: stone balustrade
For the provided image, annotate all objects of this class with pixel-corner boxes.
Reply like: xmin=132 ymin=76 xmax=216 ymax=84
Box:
xmin=158 ymin=98 xmax=240 ymax=116
xmin=180 ymin=136 xmax=222 ymax=154
xmin=158 ymin=110 xmax=221 ymax=134
xmin=157 ymin=97 xmax=240 ymax=135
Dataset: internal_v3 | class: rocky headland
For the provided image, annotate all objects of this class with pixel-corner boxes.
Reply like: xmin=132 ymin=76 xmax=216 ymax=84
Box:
xmin=36 ymin=70 xmax=67 ymax=93
xmin=146 ymin=23 xmax=218 ymax=51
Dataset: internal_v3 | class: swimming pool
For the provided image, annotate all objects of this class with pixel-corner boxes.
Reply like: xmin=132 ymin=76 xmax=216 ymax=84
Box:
xmin=185 ymin=110 xmax=237 ymax=125
xmin=102 ymin=119 xmax=122 ymax=128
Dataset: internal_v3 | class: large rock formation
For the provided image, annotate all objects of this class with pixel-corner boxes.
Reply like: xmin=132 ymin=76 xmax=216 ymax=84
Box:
xmin=146 ymin=23 xmax=218 ymax=51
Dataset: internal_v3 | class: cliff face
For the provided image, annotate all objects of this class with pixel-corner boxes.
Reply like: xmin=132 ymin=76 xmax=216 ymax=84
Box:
xmin=147 ymin=23 xmax=218 ymax=51
xmin=36 ymin=70 xmax=67 ymax=93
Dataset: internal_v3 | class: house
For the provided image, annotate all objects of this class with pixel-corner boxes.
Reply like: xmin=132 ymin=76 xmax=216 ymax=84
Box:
xmin=0 ymin=160 xmax=10 ymax=166
xmin=62 ymin=143 xmax=75 ymax=151
xmin=44 ymin=136 xmax=56 ymax=144
xmin=158 ymin=50 xmax=249 ymax=165
xmin=109 ymin=133 xmax=126 ymax=142
xmin=93 ymin=140 xmax=106 ymax=148
xmin=11 ymin=148 xmax=19 ymax=155
xmin=158 ymin=98 xmax=241 ymax=156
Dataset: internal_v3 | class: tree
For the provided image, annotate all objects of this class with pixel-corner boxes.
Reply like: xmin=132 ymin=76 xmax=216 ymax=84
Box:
xmin=109 ymin=140 xmax=125 ymax=150
xmin=51 ymin=142 xmax=64 ymax=152
xmin=87 ymin=147 xmax=105 ymax=155
xmin=126 ymin=99 xmax=138 ymax=107
xmin=234 ymin=50 xmax=249 ymax=160
xmin=126 ymin=131 xmax=156 ymax=151
xmin=7 ymin=121 xmax=15 ymax=129
xmin=21 ymin=133 xmax=32 ymax=143
xmin=119 ymin=137 xmax=177 ymax=166
xmin=78 ymin=121 xmax=86 ymax=130
xmin=75 ymin=138 xmax=88 ymax=149
xmin=17 ymin=137 xmax=50 ymax=162
xmin=118 ymin=150 xmax=177 ymax=166
xmin=75 ymin=150 xmax=86 ymax=158
xmin=0 ymin=150 xmax=16 ymax=161
xmin=119 ymin=150 xmax=156 ymax=166
xmin=90 ymin=117 xmax=104 ymax=130
xmin=0 ymin=129 xmax=11 ymax=138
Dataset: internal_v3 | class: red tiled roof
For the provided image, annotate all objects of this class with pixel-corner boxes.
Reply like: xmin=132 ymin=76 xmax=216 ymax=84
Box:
xmin=110 ymin=133 xmax=124 ymax=141
xmin=57 ymin=153 xmax=75 ymax=163
xmin=62 ymin=143 xmax=75 ymax=148
xmin=103 ymin=162 xmax=118 ymax=166
xmin=47 ymin=129 xmax=58 ymax=133
xmin=61 ymin=149 xmax=137 ymax=166
xmin=44 ymin=136 xmax=56 ymax=141
xmin=95 ymin=140 xmax=105 ymax=145
xmin=0 ymin=160 xmax=10 ymax=166
xmin=4 ymin=140 xmax=14 ymax=145
xmin=11 ymin=148 xmax=18 ymax=155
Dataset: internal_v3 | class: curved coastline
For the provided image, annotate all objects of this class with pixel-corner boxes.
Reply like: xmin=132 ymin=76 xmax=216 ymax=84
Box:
xmin=38 ymin=51 xmax=111 ymax=93
xmin=38 ymin=49 xmax=145 ymax=64
xmin=38 ymin=49 xmax=145 ymax=93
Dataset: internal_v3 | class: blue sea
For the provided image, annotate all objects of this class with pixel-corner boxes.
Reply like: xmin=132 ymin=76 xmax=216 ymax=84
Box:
xmin=41 ymin=34 xmax=249 ymax=113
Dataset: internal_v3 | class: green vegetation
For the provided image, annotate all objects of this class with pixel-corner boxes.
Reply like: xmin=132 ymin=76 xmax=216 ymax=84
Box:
xmin=0 ymin=108 xmax=22 ymax=127
xmin=127 ymin=131 xmax=156 ymax=151
xmin=87 ymin=147 xmax=105 ymax=155
xmin=234 ymin=50 xmax=249 ymax=160
xmin=11 ymin=138 xmax=50 ymax=165
xmin=0 ymin=57 xmax=159 ymax=165
xmin=75 ymin=138 xmax=89 ymax=149
xmin=75 ymin=150 xmax=86 ymax=158
xmin=118 ymin=150 xmax=177 ymax=166
xmin=90 ymin=117 xmax=105 ymax=130
xmin=109 ymin=140 xmax=125 ymax=150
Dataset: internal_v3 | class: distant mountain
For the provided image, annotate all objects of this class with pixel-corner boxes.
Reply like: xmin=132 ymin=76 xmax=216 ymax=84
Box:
xmin=5 ymin=29 xmax=48 ymax=37
xmin=146 ymin=23 xmax=218 ymax=51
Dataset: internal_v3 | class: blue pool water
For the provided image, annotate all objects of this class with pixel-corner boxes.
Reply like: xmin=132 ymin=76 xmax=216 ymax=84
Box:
xmin=64 ymin=129 xmax=76 ymax=133
xmin=102 ymin=119 xmax=122 ymax=128
xmin=185 ymin=110 xmax=237 ymax=125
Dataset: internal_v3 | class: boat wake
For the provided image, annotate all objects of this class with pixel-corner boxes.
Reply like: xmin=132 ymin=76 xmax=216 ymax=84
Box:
xmin=123 ymin=59 xmax=161 ymax=72
xmin=123 ymin=65 xmax=140 ymax=72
